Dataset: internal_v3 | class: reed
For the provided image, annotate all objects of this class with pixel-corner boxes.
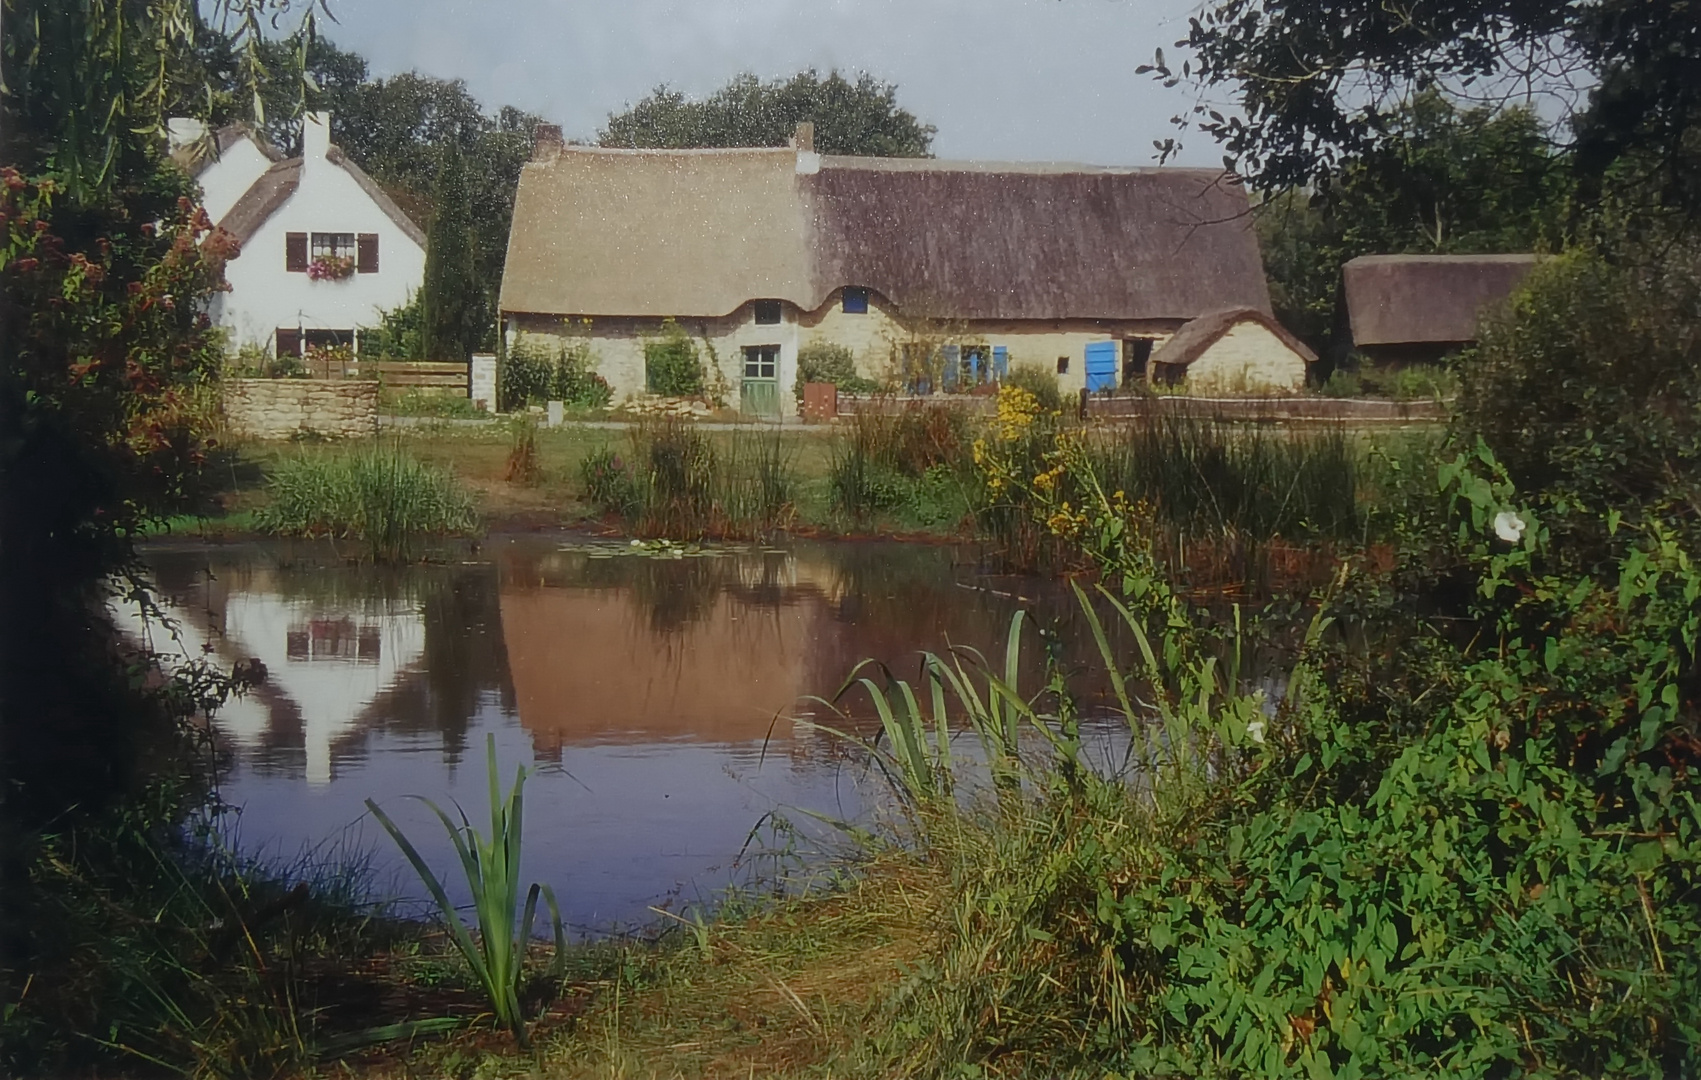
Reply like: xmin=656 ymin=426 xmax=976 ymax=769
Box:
xmin=578 ymin=418 xmax=797 ymax=539
xmin=256 ymin=443 xmax=478 ymax=562
xmin=364 ymin=734 xmax=566 ymax=1048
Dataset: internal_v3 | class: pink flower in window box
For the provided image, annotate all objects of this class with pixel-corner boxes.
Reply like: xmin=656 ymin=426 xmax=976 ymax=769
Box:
xmin=307 ymin=254 xmax=355 ymax=281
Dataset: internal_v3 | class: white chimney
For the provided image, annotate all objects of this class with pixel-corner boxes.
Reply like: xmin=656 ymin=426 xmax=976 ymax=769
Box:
xmin=302 ymin=111 xmax=332 ymax=168
xmin=167 ymin=117 xmax=207 ymax=152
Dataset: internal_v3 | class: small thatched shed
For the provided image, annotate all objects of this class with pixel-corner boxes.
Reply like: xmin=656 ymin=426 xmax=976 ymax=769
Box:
xmin=1344 ymin=254 xmax=1541 ymax=364
xmin=1148 ymin=307 xmax=1315 ymax=394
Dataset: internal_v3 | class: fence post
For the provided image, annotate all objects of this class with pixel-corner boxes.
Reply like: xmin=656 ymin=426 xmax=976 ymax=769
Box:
xmin=470 ymin=354 xmax=496 ymax=412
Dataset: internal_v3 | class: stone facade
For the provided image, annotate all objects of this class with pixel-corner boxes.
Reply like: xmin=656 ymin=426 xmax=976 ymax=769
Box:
xmin=225 ymin=378 xmax=379 ymax=439
xmin=1182 ymin=321 xmax=1309 ymax=394
xmin=507 ymin=288 xmax=1181 ymax=416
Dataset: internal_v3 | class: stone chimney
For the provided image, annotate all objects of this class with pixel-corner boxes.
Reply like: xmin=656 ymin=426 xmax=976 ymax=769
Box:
xmin=302 ymin=111 xmax=332 ymax=172
xmin=167 ymin=117 xmax=207 ymax=153
xmin=532 ymin=123 xmax=564 ymax=163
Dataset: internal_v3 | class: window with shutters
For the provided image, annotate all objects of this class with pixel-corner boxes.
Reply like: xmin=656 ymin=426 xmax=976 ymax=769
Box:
xmin=275 ymin=328 xmax=302 ymax=357
xmin=357 ymin=233 xmax=379 ymax=273
xmin=285 ymin=233 xmax=308 ymax=272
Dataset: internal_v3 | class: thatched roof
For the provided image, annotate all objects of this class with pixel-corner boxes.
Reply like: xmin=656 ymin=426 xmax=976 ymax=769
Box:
xmin=1149 ymin=307 xmax=1318 ymax=369
xmin=170 ymin=122 xmax=283 ymax=177
xmin=500 ymin=146 xmax=1271 ymax=320
xmin=1344 ymin=254 xmax=1541 ymax=346
xmin=216 ymin=146 xmax=426 ymax=248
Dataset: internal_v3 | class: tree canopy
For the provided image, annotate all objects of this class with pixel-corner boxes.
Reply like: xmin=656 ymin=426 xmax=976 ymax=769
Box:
xmin=600 ymin=70 xmax=934 ymax=157
xmin=1163 ymin=0 xmax=1701 ymax=223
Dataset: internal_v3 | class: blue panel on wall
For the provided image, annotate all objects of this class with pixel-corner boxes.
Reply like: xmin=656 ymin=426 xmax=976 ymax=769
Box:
xmin=1085 ymin=341 xmax=1118 ymax=392
xmin=941 ymin=344 xmax=961 ymax=390
xmin=992 ymin=345 xmax=1008 ymax=380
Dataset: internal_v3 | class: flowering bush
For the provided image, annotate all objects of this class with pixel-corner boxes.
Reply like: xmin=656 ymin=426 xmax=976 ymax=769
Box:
xmin=307 ymin=253 xmax=355 ymax=281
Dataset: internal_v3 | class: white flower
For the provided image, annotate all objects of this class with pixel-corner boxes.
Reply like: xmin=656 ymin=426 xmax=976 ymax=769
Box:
xmin=1246 ymin=718 xmax=1266 ymax=744
xmin=1493 ymin=510 xmax=1526 ymax=544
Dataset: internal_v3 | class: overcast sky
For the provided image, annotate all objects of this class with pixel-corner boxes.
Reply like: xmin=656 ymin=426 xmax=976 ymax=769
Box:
xmin=317 ymin=0 xmax=1228 ymax=167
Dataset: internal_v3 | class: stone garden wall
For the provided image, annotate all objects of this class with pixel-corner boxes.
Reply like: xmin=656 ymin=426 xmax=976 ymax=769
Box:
xmin=225 ymin=378 xmax=379 ymax=439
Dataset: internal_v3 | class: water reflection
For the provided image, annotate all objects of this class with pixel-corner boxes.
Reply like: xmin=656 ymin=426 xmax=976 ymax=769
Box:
xmin=126 ymin=537 xmax=1080 ymax=928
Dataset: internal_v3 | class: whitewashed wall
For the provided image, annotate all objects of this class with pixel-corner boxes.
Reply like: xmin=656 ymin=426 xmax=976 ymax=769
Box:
xmin=214 ymin=115 xmax=425 ymax=353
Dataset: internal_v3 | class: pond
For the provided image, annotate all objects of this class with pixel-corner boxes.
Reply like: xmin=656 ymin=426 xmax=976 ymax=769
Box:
xmin=121 ymin=534 xmax=1226 ymax=935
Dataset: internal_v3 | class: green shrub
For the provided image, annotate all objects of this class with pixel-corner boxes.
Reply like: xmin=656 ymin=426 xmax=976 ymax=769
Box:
xmin=794 ymin=341 xmax=880 ymax=399
xmin=644 ymin=322 xmax=705 ymax=397
xmin=382 ymin=390 xmax=484 ymax=418
xmin=1319 ymin=367 xmax=1362 ymax=396
xmin=1003 ymin=361 xmax=1063 ymax=412
xmin=1460 ymin=243 xmax=1701 ymax=542
xmin=255 ymin=444 xmax=478 ymax=561
xmin=360 ymin=292 xmax=425 ymax=360
xmin=499 ymin=347 xmax=553 ymax=411
xmin=550 ymin=343 xmax=613 ymax=408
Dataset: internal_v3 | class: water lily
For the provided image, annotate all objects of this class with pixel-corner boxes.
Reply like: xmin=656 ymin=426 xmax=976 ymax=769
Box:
xmin=1493 ymin=510 xmax=1527 ymax=544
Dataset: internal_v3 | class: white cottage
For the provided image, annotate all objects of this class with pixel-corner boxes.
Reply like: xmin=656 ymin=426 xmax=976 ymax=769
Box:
xmin=171 ymin=112 xmax=426 ymax=358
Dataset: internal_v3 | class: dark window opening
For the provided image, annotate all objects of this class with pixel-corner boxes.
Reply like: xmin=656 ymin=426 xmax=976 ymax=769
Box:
xmin=753 ymin=300 xmax=783 ymax=325
xmin=743 ymin=344 xmax=779 ymax=379
xmin=841 ymin=287 xmax=869 ymax=314
xmin=275 ymin=327 xmax=302 ymax=357
xmin=1122 ymin=338 xmax=1153 ymax=386
xmin=311 ymin=232 xmax=356 ymax=260
xmin=1056 ymin=355 xmax=1069 ymax=375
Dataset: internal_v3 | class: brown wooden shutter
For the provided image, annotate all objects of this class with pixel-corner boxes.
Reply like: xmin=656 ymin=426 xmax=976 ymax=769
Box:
xmin=357 ymin=233 xmax=379 ymax=273
xmin=274 ymin=328 xmax=301 ymax=357
xmin=285 ymin=232 xmax=308 ymax=272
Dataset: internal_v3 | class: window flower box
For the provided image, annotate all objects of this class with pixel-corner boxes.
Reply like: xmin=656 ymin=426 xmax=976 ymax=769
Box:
xmin=307 ymin=254 xmax=356 ymax=281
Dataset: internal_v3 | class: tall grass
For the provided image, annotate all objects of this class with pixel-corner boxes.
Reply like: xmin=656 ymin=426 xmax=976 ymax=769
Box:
xmin=1089 ymin=411 xmax=1361 ymax=544
xmin=255 ymin=443 xmax=478 ymax=562
xmin=828 ymin=401 xmax=970 ymax=525
xmin=365 ymin=734 xmax=565 ymax=1048
xmin=578 ymin=417 xmax=796 ymax=539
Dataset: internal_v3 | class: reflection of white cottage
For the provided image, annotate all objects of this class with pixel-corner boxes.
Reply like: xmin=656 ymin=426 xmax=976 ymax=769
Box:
xmin=112 ymin=589 xmax=426 ymax=786
xmin=169 ymin=112 xmax=426 ymax=358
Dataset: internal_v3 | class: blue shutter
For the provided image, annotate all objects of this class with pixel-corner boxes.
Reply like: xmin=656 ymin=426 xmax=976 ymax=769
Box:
xmin=1084 ymin=341 xmax=1118 ymax=392
xmin=992 ymin=346 xmax=1008 ymax=380
xmin=941 ymin=345 xmax=961 ymax=390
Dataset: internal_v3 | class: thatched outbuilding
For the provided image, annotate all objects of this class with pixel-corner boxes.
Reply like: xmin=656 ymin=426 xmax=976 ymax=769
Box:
xmin=500 ymin=124 xmax=1277 ymax=415
xmin=1344 ymin=254 xmax=1542 ymax=365
xmin=1148 ymin=307 xmax=1316 ymax=393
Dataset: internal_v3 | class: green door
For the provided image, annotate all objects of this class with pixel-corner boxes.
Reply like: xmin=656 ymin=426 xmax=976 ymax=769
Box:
xmin=740 ymin=344 xmax=781 ymax=417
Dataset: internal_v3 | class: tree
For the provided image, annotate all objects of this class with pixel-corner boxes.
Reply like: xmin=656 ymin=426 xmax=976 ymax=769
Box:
xmin=420 ymin=142 xmax=481 ymax=362
xmin=601 ymin=70 xmax=935 ymax=157
xmin=1161 ymin=0 xmax=1701 ymax=225
xmin=1257 ymin=92 xmax=1570 ymax=358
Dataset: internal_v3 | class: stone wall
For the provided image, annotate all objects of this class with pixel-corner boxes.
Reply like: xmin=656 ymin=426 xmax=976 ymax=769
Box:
xmin=225 ymin=378 xmax=379 ymax=439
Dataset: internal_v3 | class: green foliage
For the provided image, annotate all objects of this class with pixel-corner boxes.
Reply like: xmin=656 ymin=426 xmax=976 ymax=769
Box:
xmin=644 ymin=323 xmax=706 ymax=398
xmin=828 ymin=404 xmax=971 ymax=527
xmin=420 ymin=143 xmax=481 ymax=363
xmin=1093 ymin=412 xmax=1363 ymax=543
xmin=500 ymin=340 xmax=613 ymax=411
xmin=383 ymin=389 xmax=484 ymax=418
xmin=1002 ymin=362 xmax=1063 ymax=412
xmin=365 ymin=734 xmax=566 ymax=1048
xmin=601 ymin=70 xmax=934 ymax=157
xmin=361 ymin=292 xmax=426 ymax=360
xmin=1461 ymin=244 xmax=1701 ymax=547
xmin=254 ymin=444 xmax=479 ymax=562
xmin=1168 ymin=0 xmax=1701 ymax=225
xmin=579 ymin=421 xmax=796 ymax=538
xmin=793 ymin=341 xmax=879 ymax=399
